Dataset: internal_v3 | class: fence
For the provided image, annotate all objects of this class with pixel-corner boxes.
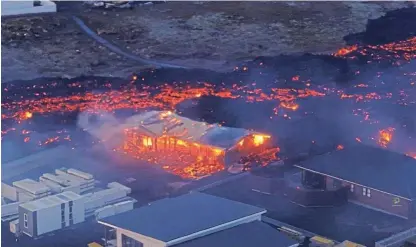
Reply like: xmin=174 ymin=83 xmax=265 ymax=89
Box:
xmin=375 ymin=226 xmax=416 ymax=247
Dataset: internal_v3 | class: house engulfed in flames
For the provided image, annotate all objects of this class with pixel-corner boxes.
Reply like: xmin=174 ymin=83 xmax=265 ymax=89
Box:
xmin=120 ymin=111 xmax=275 ymax=179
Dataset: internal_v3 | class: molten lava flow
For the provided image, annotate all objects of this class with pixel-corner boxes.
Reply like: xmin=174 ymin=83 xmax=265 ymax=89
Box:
xmin=334 ymin=45 xmax=358 ymax=57
xmin=336 ymin=144 xmax=344 ymax=150
xmin=1 ymin=83 xmax=327 ymax=123
xmin=1 ymin=36 xmax=415 ymax=160
xmin=378 ymin=127 xmax=395 ymax=148
xmin=279 ymin=101 xmax=299 ymax=111
xmin=334 ymin=37 xmax=416 ymax=61
xmin=21 ymin=111 xmax=33 ymax=120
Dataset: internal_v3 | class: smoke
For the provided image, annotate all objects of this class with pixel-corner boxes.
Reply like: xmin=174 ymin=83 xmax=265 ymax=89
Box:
xmin=189 ymin=53 xmax=416 ymax=159
xmin=76 ymin=109 xmax=124 ymax=150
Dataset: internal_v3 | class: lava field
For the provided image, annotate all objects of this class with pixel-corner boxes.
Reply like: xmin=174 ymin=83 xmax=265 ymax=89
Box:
xmin=2 ymin=8 xmax=416 ymax=178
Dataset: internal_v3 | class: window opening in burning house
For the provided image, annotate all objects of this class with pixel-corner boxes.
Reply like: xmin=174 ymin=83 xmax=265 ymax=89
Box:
xmin=363 ymin=187 xmax=367 ymax=196
xmin=350 ymin=184 xmax=354 ymax=192
xmin=367 ymin=189 xmax=371 ymax=198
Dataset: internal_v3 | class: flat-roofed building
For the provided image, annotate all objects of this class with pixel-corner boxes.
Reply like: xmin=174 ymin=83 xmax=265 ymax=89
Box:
xmin=19 ymin=191 xmax=85 ymax=237
xmin=98 ymin=192 xmax=298 ymax=247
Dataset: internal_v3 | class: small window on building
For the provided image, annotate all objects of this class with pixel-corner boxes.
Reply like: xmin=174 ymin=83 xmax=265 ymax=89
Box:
xmin=362 ymin=187 xmax=367 ymax=196
xmin=367 ymin=189 xmax=371 ymax=198
xmin=23 ymin=213 xmax=28 ymax=228
xmin=350 ymin=184 xmax=354 ymax=192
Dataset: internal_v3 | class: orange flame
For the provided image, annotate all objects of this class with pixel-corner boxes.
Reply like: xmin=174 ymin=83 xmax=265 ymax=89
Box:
xmin=378 ymin=127 xmax=394 ymax=148
xmin=253 ymin=134 xmax=270 ymax=147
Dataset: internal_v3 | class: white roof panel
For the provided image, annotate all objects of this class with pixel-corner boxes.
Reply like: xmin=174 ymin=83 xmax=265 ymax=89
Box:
xmin=13 ymin=179 xmax=50 ymax=195
xmin=20 ymin=191 xmax=82 ymax=212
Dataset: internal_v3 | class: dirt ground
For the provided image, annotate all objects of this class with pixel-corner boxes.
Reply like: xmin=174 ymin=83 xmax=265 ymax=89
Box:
xmin=1 ymin=1 xmax=410 ymax=82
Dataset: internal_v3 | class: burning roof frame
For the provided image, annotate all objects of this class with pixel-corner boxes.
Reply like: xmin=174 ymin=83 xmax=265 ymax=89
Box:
xmin=122 ymin=110 xmax=269 ymax=151
xmin=295 ymin=144 xmax=416 ymax=200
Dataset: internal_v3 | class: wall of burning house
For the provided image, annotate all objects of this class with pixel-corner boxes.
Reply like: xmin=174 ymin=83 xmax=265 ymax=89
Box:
xmin=121 ymin=127 xmax=272 ymax=179
xmin=122 ymin=129 xmax=225 ymax=177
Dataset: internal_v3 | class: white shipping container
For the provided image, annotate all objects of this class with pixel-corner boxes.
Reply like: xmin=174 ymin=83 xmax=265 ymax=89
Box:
xmin=39 ymin=178 xmax=63 ymax=193
xmin=107 ymin=182 xmax=132 ymax=194
xmin=20 ymin=191 xmax=85 ymax=237
xmin=62 ymin=185 xmax=81 ymax=194
xmin=67 ymin=168 xmax=94 ymax=180
xmin=1 ymin=202 xmax=20 ymax=217
xmin=17 ymin=192 xmax=35 ymax=202
xmin=42 ymin=173 xmax=70 ymax=186
xmin=36 ymin=203 xmax=62 ymax=235
xmin=95 ymin=205 xmax=116 ymax=220
xmin=90 ymin=188 xmax=126 ymax=202
xmin=13 ymin=179 xmax=50 ymax=196
xmin=2 ymin=183 xmax=17 ymax=201
xmin=57 ymin=173 xmax=86 ymax=183
xmin=83 ymin=189 xmax=128 ymax=211
xmin=113 ymin=200 xmax=134 ymax=214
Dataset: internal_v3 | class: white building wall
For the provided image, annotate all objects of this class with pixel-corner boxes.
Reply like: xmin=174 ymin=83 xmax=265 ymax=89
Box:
xmin=116 ymin=228 xmax=166 ymax=247
xmin=72 ymin=198 xmax=85 ymax=224
xmin=36 ymin=204 xmax=62 ymax=236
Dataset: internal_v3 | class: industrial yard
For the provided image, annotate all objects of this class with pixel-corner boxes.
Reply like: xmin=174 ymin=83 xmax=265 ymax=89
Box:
xmin=2 ymin=1 xmax=416 ymax=247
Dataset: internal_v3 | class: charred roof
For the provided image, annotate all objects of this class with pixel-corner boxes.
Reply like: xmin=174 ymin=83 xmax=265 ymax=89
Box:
xmin=295 ymin=144 xmax=416 ymax=199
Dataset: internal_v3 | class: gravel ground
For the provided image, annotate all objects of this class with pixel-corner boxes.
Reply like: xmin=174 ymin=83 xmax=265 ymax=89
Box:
xmin=1 ymin=1 xmax=411 ymax=82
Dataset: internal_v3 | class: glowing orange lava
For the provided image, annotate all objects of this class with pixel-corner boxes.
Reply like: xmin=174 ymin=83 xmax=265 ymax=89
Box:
xmin=378 ymin=127 xmax=395 ymax=148
xmin=336 ymin=144 xmax=344 ymax=150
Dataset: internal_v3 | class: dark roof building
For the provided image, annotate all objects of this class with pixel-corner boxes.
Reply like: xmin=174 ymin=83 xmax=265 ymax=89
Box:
xmin=295 ymin=144 xmax=416 ymax=218
xmin=296 ymin=145 xmax=416 ymax=199
xmin=98 ymin=192 xmax=298 ymax=247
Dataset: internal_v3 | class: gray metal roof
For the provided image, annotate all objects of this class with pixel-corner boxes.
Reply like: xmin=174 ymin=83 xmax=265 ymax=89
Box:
xmin=175 ymin=221 xmax=298 ymax=247
xmin=98 ymin=192 xmax=266 ymax=242
xmin=199 ymin=126 xmax=252 ymax=149
xmin=296 ymin=144 xmax=416 ymax=199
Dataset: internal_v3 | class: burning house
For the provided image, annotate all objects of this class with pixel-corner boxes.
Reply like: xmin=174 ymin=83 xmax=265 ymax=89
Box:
xmin=294 ymin=145 xmax=416 ymax=219
xmin=119 ymin=110 xmax=275 ymax=179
